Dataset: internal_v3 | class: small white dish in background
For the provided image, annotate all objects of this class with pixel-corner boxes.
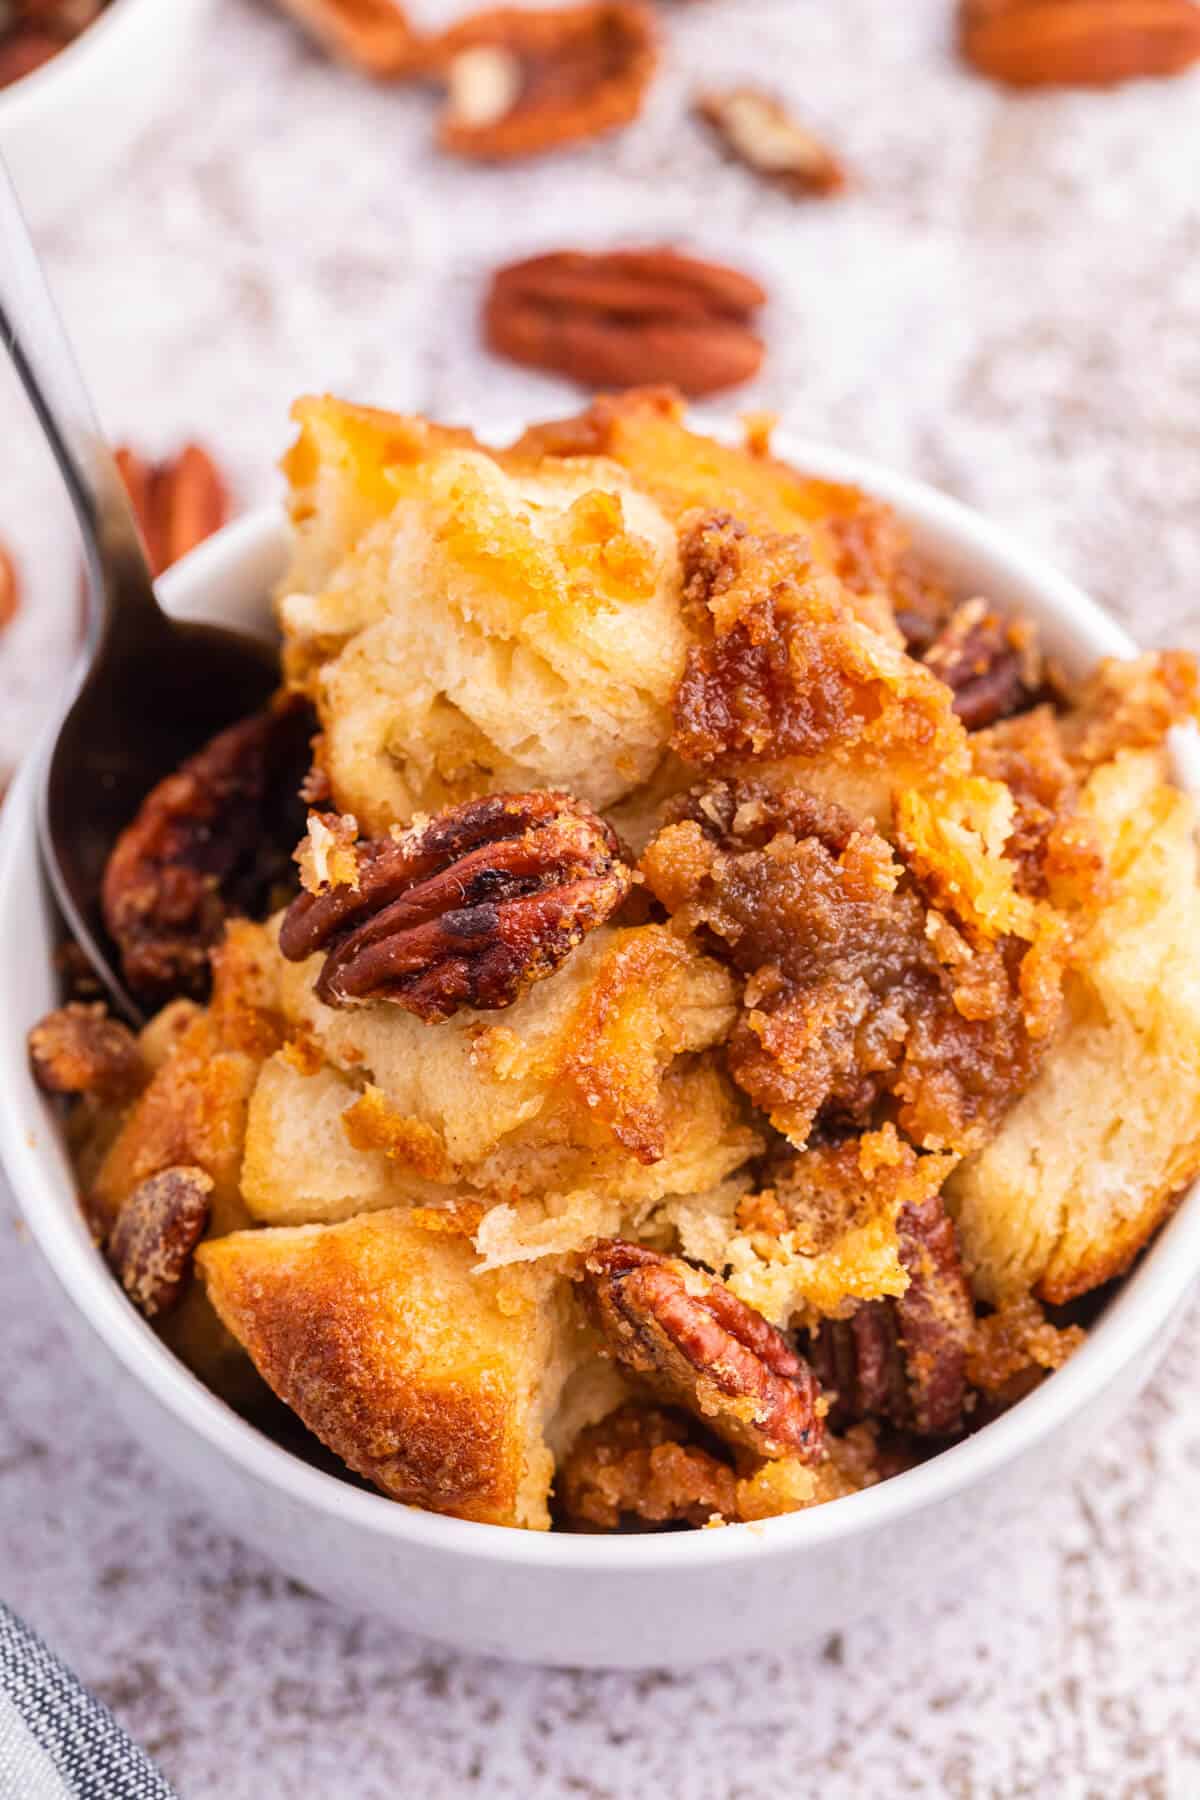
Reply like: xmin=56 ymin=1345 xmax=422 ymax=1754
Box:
xmin=1 ymin=432 xmax=1198 ymax=1670
xmin=0 ymin=0 xmax=215 ymax=228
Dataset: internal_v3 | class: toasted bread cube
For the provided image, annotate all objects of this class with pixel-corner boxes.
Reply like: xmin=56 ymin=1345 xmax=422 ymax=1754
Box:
xmin=278 ymin=405 xmax=687 ymax=830
xmin=274 ymin=922 xmax=756 ymax=1217
xmin=949 ymin=750 xmax=1200 ymax=1304
xmin=198 ymin=1210 xmax=574 ymax=1527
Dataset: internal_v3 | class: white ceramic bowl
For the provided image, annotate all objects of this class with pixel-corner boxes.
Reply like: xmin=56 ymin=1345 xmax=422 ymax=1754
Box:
xmin=0 ymin=0 xmax=214 ymax=227
xmin=2 ymin=438 xmax=1199 ymax=1670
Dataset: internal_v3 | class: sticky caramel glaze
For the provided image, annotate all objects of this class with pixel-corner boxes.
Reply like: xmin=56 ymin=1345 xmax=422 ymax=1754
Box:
xmin=642 ymin=781 xmax=1057 ymax=1152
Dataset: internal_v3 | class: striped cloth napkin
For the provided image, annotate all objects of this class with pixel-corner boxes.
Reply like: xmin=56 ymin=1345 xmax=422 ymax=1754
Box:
xmin=0 ymin=1604 xmax=176 ymax=1799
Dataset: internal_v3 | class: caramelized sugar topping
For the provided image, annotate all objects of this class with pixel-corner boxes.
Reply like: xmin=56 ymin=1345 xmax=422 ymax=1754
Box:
xmin=642 ymin=780 xmax=1061 ymax=1152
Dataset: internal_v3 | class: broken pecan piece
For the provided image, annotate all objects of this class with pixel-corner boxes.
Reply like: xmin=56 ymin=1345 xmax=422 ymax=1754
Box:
xmin=812 ymin=1192 xmax=974 ymax=1438
xmin=695 ymin=88 xmax=846 ymax=198
xmin=106 ymin=1165 xmax=213 ymax=1320
xmin=268 ymin=0 xmax=417 ymax=74
xmin=923 ymin=597 xmax=1042 ymax=730
xmin=279 ymin=790 xmax=633 ymax=1019
xmin=102 ymin=698 xmax=314 ymax=1005
xmin=581 ymin=1240 xmax=825 ymax=1461
xmin=431 ymin=2 xmax=656 ymax=161
xmin=114 ymin=444 xmax=230 ymax=580
xmin=28 ymin=1003 xmax=144 ymax=1104
xmin=959 ymin=0 xmax=1200 ymax=88
xmin=894 ymin=1193 xmax=975 ymax=1435
xmin=559 ymin=1403 xmax=738 ymax=1530
xmin=485 ymin=248 xmax=766 ymax=397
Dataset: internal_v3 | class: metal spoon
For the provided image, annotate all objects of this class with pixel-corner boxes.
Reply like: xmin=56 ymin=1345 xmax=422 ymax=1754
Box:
xmin=0 ymin=159 xmax=279 ymax=1026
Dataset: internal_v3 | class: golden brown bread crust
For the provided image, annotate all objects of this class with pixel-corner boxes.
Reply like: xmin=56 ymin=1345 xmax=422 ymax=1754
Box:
xmin=670 ymin=510 xmax=965 ymax=790
xmin=506 ymin=388 xmax=927 ymax=637
xmin=198 ymin=1209 xmax=569 ymax=1527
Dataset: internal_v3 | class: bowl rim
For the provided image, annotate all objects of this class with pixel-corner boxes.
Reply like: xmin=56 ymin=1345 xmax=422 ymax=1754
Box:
xmin=0 ymin=0 xmax=205 ymax=122
xmin=3 ymin=427 xmax=1199 ymax=1574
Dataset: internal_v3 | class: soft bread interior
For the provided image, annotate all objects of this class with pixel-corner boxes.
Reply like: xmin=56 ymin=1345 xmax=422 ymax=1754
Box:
xmin=948 ymin=749 xmax=1200 ymax=1303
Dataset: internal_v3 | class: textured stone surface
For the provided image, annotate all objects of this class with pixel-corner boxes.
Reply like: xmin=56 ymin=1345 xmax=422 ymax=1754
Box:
xmin=1 ymin=0 xmax=1200 ymax=1793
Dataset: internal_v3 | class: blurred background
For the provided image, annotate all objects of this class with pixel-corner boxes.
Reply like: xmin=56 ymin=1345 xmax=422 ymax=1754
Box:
xmin=2 ymin=0 xmax=1199 ymax=1792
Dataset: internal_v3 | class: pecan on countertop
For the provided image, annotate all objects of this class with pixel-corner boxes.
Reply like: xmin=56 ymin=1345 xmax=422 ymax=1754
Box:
xmin=114 ymin=444 xmax=230 ymax=580
xmin=581 ymin=1240 xmax=825 ymax=1461
xmin=28 ymin=1003 xmax=144 ymax=1104
xmin=922 ymin=597 xmax=1043 ymax=731
xmin=102 ymin=699 xmax=314 ymax=1006
xmin=958 ymin=0 xmax=1200 ymax=88
xmin=107 ymin=1165 xmax=213 ymax=1320
xmin=430 ymin=2 xmax=656 ymax=161
xmin=267 ymin=0 xmax=417 ymax=75
xmin=484 ymin=248 xmax=766 ymax=397
xmin=278 ymin=790 xmax=634 ymax=1019
xmin=694 ymin=88 xmax=846 ymax=198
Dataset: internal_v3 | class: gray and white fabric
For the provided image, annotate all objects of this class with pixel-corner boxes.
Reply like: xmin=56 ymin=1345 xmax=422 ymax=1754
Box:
xmin=0 ymin=1603 xmax=175 ymax=1800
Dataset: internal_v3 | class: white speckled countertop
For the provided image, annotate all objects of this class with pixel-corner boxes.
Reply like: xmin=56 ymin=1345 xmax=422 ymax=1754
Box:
xmin=2 ymin=1 xmax=1200 ymax=1792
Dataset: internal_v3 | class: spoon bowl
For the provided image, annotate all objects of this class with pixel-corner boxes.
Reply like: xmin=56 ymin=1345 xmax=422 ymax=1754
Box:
xmin=43 ymin=604 xmax=279 ymax=1024
xmin=1 ymin=155 xmax=282 ymax=1022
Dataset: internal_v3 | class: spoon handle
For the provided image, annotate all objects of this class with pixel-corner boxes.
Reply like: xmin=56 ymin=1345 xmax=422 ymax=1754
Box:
xmin=0 ymin=156 xmax=162 ymax=650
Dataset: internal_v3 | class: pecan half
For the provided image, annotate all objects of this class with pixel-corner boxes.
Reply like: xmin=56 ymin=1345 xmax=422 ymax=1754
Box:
xmin=114 ymin=444 xmax=230 ymax=580
xmin=923 ymin=597 xmax=1042 ymax=730
xmin=267 ymin=0 xmax=417 ymax=76
xmin=959 ymin=0 xmax=1200 ymax=87
xmin=695 ymin=88 xmax=846 ymax=198
xmin=279 ymin=790 xmax=633 ymax=1019
xmin=581 ymin=1240 xmax=825 ymax=1461
xmin=811 ymin=1192 xmax=974 ymax=1437
xmin=0 ymin=539 xmax=18 ymax=631
xmin=559 ymin=1403 xmax=738 ymax=1530
xmin=106 ymin=1165 xmax=212 ymax=1320
xmin=431 ymin=2 xmax=656 ymax=161
xmin=28 ymin=1003 xmax=144 ymax=1104
xmin=485 ymin=248 xmax=766 ymax=397
xmin=102 ymin=698 xmax=314 ymax=1005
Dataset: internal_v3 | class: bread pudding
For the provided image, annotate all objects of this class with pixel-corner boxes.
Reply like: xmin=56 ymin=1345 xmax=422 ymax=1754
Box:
xmin=31 ymin=387 xmax=1200 ymax=1532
